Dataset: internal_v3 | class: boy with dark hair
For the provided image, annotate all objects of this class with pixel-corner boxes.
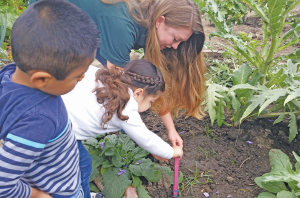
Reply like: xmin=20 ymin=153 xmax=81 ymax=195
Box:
xmin=0 ymin=0 xmax=99 ymax=197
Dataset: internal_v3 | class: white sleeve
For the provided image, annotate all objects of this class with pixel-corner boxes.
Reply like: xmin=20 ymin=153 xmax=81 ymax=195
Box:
xmin=118 ymin=110 xmax=174 ymax=159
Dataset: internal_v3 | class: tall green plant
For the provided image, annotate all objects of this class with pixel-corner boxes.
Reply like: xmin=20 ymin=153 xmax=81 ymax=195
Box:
xmin=203 ymin=0 xmax=300 ymax=84
xmin=0 ymin=10 xmax=7 ymax=59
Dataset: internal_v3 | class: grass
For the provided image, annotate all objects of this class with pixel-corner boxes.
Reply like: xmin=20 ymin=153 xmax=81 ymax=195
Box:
xmin=205 ymin=125 xmax=218 ymax=142
xmin=199 ymin=147 xmax=216 ymax=159
xmin=179 ymin=162 xmax=214 ymax=198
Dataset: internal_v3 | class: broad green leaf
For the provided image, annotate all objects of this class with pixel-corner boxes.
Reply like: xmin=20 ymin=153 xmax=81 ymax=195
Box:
xmin=129 ymin=158 xmax=154 ymax=176
xmin=269 ymin=149 xmax=293 ymax=172
xmin=268 ymin=0 xmax=284 ymax=38
xmin=90 ymin=182 xmax=100 ymax=193
xmin=121 ymin=136 xmax=135 ymax=152
xmin=276 ymin=190 xmax=297 ymax=198
xmin=112 ymin=155 xmax=125 ymax=168
xmin=154 ymin=164 xmax=174 ymax=187
xmin=90 ymin=155 xmax=106 ymax=181
xmin=216 ymin=97 xmax=225 ymax=126
xmin=205 ymin=83 xmax=223 ymax=125
xmin=256 ymin=192 xmax=276 ymax=198
xmin=105 ymin=148 xmax=115 ymax=156
xmin=231 ymin=84 xmax=263 ymax=91
xmin=131 ymin=147 xmax=149 ymax=160
xmin=259 ymin=89 xmax=287 ymax=115
xmin=284 ymin=88 xmax=300 ymax=106
xmin=295 ymin=162 xmax=300 ymax=173
xmin=241 ymin=95 xmax=265 ymax=121
xmin=83 ymin=138 xmax=99 ymax=148
xmin=228 ymin=91 xmax=241 ymax=113
xmin=102 ymin=168 xmax=132 ymax=198
xmin=178 ymin=171 xmax=184 ymax=183
xmin=136 ymin=184 xmax=151 ymax=198
xmin=143 ymin=168 xmax=162 ymax=183
xmin=273 ymin=114 xmax=285 ymax=125
xmin=105 ymin=134 xmax=118 ymax=145
xmin=102 ymin=160 xmax=114 ymax=168
xmin=254 ymin=177 xmax=287 ymax=193
xmin=132 ymin=175 xmax=141 ymax=188
xmin=266 ymin=68 xmax=284 ymax=88
xmin=288 ymin=113 xmax=297 ymax=142
xmin=288 ymin=181 xmax=300 ymax=192
xmin=249 ymin=72 xmax=264 ymax=86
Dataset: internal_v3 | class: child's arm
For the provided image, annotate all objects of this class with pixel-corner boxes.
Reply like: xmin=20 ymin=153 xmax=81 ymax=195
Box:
xmin=30 ymin=187 xmax=52 ymax=198
xmin=119 ymin=111 xmax=176 ymax=159
xmin=160 ymin=112 xmax=183 ymax=148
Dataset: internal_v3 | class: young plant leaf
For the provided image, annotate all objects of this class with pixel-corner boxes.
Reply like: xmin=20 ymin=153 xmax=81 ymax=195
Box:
xmin=288 ymin=113 xmax=297 ymax=142
xmin=276 ymin=190 xmax=297 ymax=198
xmin=132 ymin=175 xmax=141 ymax=188
xmin=273 ymin=114 xmax=285 ymax=125
xmin=102 ymin=168 xmax=132 ymax=198
xmin=255 ymin=192 xmax=276 ymax=198
xmin=232 ymin=64 xmax=252 ymax=85
xmin=136 ymin=184 xmax=151 ymax=198
xmin=131 ymin=147 xmax=149 ymax=160
xmin=254 ymin=177 xmax=287 ymax=193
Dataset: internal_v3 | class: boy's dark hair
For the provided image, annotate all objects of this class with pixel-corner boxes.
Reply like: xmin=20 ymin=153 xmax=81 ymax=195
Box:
xmin=11 ymin=0 xmax=99 ymax=80
xmin=94 ymin=59 xmax=165 ymax=129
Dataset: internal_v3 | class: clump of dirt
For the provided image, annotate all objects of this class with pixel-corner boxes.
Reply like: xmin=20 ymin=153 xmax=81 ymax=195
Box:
xmin=141 ymin=110 xmax=300 ymax=198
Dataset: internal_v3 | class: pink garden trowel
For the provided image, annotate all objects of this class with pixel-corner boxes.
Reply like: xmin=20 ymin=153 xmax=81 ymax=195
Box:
xmin=173 ymin=157 xmax=179 ymax=197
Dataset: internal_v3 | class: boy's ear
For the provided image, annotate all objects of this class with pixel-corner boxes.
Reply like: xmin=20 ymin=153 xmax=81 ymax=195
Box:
xmin=30 ymin=71 xmax=54 ymax=88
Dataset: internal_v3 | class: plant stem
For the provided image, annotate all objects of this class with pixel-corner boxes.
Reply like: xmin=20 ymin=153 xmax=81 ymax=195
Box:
xmin=257 ymin=111 xmax=300 ymax=118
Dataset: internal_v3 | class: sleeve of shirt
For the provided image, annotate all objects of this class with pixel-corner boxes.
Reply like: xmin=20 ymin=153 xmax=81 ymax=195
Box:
xmin=0 ymin=114 xmax=56 ymax=198
xmin=97 ymin=16 xmax=138 ymax=67
xmin=118 ymin=109 xmax=174 ymax=160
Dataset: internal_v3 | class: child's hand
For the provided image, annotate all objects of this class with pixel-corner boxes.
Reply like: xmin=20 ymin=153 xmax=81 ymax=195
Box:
xmin=172 ymin=146 xmax=183 ymax=159
xmin=151 ymin=153 xmax=169 ymax=163
xmin=30 ymin=187 xmax=52 ymax=198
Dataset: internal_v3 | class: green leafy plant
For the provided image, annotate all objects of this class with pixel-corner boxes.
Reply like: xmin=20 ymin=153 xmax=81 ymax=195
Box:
xmin=255 ymin=149 xmax=300 ymax=198
xmin=202 ymin=0 xmax=300 ymax=140
xmin=0 ymin=9 xmax=8 ymax=60
xmin=83 ymin=133 xmax=183 ymax=198
xmin=197 ymin=0 xmax=248 ymax=25
xmin=203 ymin=0 xmax=300 ymax=84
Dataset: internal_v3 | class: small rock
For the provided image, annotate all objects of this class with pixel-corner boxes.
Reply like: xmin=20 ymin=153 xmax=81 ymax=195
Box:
xmin=265 ymin=129 xmax=271 ymax=133
xmin=227 ymin=131 xmax=238 ymax=140
xmin=226 ymin=176 xmax=235 ymax=184
xmin=123 ymin=185 xmax=138 ymax=198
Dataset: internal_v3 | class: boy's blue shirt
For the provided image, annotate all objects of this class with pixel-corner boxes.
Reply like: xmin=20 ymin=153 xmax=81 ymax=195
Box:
xmin=0 ymin=64 xmax=81 ymax=198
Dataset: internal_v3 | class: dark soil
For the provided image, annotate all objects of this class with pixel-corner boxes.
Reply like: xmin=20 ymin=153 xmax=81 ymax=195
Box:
xmin=140 ymin=110 xmax=300 ymax=198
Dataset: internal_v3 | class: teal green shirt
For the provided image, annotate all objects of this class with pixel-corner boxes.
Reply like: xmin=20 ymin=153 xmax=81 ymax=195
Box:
xmin=29 ymin=0 xmax=147 ymax=67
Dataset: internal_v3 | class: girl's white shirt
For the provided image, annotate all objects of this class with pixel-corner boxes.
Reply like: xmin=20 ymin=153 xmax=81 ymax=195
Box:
xmin=62 ymin=66 xmax=173 ymax=159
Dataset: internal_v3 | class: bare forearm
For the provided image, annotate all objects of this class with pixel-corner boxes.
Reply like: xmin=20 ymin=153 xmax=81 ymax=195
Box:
xmin=160 ymin=112 xmax=176 ymax=134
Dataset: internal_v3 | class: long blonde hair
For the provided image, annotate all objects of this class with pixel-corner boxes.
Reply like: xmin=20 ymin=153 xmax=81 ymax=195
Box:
xmin=101 ymin=0 xmax=206 ymax=119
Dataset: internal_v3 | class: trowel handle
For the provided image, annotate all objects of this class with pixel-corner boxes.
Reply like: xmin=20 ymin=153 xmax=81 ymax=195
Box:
xmin=173 ymin=157 xmax=179 ymax=197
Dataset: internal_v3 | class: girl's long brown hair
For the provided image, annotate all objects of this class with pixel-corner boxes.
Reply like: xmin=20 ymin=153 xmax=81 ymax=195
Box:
xmin=101 ymin=0 xmax=206 ymax=119
xmin=94 ymin=60 xmax=165 ymax=129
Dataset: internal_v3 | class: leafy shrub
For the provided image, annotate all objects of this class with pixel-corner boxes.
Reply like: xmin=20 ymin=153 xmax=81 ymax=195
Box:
xmin=255 ymin=149 xmax=300 ymax=198
xmin=83 ymin=133 xmax=183 ymax=198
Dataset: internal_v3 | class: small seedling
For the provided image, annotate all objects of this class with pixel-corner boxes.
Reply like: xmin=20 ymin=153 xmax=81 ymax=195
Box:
xmin=205 ymin=125 xmax=218 ymax=142
xmin=199 ymin=147 xmax=216 ymax=159
xmin=179 ymin=163 xmax=214 ymax=198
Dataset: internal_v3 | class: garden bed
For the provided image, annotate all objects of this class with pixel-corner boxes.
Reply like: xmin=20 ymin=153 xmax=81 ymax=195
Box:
xmin=141 ymin=110 xmax=300 ymax=198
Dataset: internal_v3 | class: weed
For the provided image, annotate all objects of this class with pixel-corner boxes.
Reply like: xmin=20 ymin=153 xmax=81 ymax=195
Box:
xmin=179 ymin=162 xmax=213 ymax=198
xmin=199 ymin=147 xmax=216 ymax=159
xmin=205 ymin=125 xmax=218 ymax=142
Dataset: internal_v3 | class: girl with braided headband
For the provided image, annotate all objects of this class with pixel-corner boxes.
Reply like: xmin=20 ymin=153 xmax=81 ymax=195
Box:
xmin=29 ymin=0 xmax=206 ymax=154
xmin=62 ymin=60 xmax=183 ymax=196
